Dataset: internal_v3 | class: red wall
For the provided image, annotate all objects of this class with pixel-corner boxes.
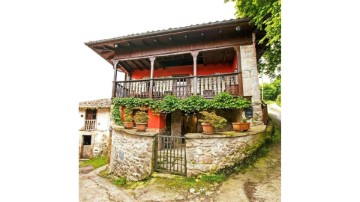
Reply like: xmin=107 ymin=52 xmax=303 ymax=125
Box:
xmin=132 ymin=58 xmax=237 ymax=79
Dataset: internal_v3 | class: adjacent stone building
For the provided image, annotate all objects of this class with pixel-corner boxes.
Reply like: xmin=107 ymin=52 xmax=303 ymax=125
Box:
xmin=79 ymin=98 xmax=112 ymax=159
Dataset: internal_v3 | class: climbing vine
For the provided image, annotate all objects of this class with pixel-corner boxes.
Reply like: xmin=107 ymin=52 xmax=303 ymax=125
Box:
xmin=111 ymin=92 xmax=251 ymax=125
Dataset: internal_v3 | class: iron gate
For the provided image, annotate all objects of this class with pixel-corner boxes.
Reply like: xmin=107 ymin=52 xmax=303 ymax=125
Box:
xmin=155 ymin=135 xmax=186 ymax=175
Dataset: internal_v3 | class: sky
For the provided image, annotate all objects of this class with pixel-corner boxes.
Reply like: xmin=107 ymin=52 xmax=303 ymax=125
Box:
xmin=69 ymin=0 xmax=239 ymax=102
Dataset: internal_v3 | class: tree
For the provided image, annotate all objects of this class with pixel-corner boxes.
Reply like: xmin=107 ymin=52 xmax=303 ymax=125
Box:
xmin=225 ymin=0 xmax=281 ymax=78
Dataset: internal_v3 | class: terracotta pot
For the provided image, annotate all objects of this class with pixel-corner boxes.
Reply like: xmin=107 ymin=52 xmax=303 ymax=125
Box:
xmin=232 ymin=122 xmax=250 ymax=132
xmin=136 ymin=123 xmax=147 ymax=132
xmin=201 ymin=123 xmax=214 ymax=135
xmin=123 ymin=122 xmax=133 ymax=129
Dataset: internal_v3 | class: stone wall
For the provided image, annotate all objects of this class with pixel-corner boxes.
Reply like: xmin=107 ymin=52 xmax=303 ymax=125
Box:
xmin=109 ymin=126 xmax=157 ymax=181
xmin=185 ymin=125 xmax=266 ymax=177
xmin=241 ymin=44 xmax=263 ymax=124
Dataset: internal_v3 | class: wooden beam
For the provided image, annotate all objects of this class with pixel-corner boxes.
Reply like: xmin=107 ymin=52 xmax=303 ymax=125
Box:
xmin=128 ymin=60 xmax=143 ymax=71
xmin=115 ymin=36 xmax=252 ymax=60
xmin=119 ymin=61 xmax=132 ymax=74
xmin=139 ymin=59 xmax=150 ymax=70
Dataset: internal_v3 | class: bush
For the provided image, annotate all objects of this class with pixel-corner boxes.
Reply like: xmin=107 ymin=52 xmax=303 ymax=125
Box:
xmin=199 ymin=111 xmax=227 ymax=129
xmin=276 ymin=94 xmax=281 ymax=106
xmin=134 ymin=111 xmax=149 ymax=123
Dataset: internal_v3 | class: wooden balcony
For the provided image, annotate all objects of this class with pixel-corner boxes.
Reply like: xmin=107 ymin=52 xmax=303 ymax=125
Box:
xmin=84 ymin=119 xmax=97 ymax=130
xmin=115 ymin=73 xmax=242 ymax=99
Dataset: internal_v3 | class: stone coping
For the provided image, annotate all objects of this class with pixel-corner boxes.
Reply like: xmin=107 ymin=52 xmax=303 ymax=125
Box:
xmin=112 ymin=125 xmax=158 ymax=137
xmin=185 ymin=124 xmax=266 ymax=139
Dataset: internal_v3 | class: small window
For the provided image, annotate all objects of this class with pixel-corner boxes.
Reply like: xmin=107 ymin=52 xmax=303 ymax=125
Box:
xmin=86 ymin=109 xmax=97 ymax=120
xmin=83 ymin=135 xmax=92 ymax=145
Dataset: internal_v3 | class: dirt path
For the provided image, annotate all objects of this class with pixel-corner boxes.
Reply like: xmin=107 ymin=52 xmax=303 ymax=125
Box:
xmin=79 ymin=166 xmax=134 ymax=202
xmin=214 ymin=143 xmax=281 ymax=202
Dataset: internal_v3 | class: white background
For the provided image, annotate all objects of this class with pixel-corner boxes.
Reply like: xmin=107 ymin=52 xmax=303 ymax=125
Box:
xmin=1 ymin=0 xmax=360 ymax=201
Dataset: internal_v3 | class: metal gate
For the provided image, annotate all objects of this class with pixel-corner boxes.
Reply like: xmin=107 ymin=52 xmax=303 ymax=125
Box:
xmin=155 ymin=135 xmax=186 ymax=176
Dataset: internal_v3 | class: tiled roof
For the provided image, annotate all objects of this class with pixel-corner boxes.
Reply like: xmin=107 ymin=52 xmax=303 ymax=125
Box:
xmin=85 ymin=18 xmax=250 ymax=45
xmin=79 ymin=98 xmax=112 ymax=109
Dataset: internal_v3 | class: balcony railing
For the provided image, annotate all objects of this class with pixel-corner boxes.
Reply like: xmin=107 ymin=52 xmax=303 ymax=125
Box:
xmin=115 ymin=73 xmax=241 ymax=99
xmin=84 ymin=119 xmax=97 ymax=130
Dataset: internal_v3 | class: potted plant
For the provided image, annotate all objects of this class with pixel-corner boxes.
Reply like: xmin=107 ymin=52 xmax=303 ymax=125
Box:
xmin=199 ymin=111 xmax=227 ymax=135
xmin=134 ymin=111 xmax=149 ymax=132
xmin=232 ymin=116 xmax=250 ymax=132
xmin=123 ymin=109 xmax=133 ymax=129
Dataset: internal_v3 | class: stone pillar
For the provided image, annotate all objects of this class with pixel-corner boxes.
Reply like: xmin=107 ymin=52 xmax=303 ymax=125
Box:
xmin=111 ymin=59 xmax=119 ymax=98
xmin=149 ymin=57 xmax=156 ymax=98
xmin=240 ymin=37 xmax=263 ymax=124
xmin=191 ymin=51 xmax=199 ymax=95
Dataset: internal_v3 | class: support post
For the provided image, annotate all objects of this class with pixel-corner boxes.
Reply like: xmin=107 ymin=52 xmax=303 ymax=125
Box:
xmin=149 ymin=57 xmax=156 ymax=98
xmin=234 ymin=46 xmax=244 ymax=96
xmin=111 ymin=59 xmax=119 ymax=98
xmin=191 ymin=51 xmax=199 ymax=96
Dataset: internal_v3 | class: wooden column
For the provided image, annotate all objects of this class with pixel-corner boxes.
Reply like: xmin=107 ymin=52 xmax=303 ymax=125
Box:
xmin=191 ymin=51 xmax=199 ymax=95
xmin=111 ymin=59 xmax=119 ymax=98
xmin=234 ymin=46 xmax=244 ymax=96
xmin=149 ymin=56 xmax=156 ymax=98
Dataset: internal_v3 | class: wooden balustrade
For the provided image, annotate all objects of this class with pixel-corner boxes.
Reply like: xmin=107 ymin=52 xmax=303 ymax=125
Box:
xmin=115 ymin=73 xmax=241 ymax=99
xmin=84 ymin=119 xmax=97 ymax=130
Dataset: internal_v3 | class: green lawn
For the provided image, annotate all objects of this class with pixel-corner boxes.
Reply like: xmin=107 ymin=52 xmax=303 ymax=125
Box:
xmin=79 ymin=156 xmax=107 ymax=169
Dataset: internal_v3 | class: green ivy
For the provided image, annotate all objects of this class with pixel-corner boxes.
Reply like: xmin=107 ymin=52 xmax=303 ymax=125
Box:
xmin=111 ymin=92 xmax=251 ymax=124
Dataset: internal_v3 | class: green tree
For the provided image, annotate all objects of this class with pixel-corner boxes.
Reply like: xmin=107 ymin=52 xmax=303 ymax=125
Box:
xmin=225 ymin=0 xmax=281 ymax=78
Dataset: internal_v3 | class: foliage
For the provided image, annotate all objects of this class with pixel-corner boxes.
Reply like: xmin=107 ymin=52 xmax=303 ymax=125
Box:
xmin=79 ymin=156 xmax=107 ymax=169
xmin=276 ymin=94 xmax=281 ymax=107
xmin=124 ymin=108 xmax=133 ymax=122
xmin=259 ymin=77 xmax=281 ymax=101
xmin=210 ymin=92 xmax=251 ymax=109
xmin=179 ymin=95 xmax=211 ymax=113
xmin=113 ymin=177 xmax=127 ymax=187
xmin=157 ymin=95 xmax=181 ymax=113
xmin=200 ymin=173 xmax=226 ymax=183
xmin=242 ymin=116 xmax=247 ymax=123
xmin=111 ymin=104 xmax=123 ymax=126
xmin=225 ymin=0 xmax=281 ymax=78
xmin=112 ymin=93 xmax=250 ymax=123
xmin=133 ymin=111 xmax=149 ymax=123
xmin=199 ymin=111 xmax=227 ymax=129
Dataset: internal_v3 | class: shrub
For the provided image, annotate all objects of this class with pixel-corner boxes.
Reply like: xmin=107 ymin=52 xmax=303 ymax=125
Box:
xmin=133 ymin=111 xmax=149 ymax=123
xmin=199 ymin=111 xmax=227 ymax=129
xmin=276 ymin=94 xmax=281 ymax=106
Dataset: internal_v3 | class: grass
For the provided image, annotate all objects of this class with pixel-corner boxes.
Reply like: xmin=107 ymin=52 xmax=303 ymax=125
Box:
xmin=79 ymin=156 xmax=107 ymax=169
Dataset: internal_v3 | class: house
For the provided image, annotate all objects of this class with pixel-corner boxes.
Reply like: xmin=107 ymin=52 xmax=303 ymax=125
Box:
xmin=84 ymin=18 xmax=267 ymax=179
xmin=79 ymin=98 xmax=112 ymax=159
xmin=85 ymin=18 xmax=264 ymax=134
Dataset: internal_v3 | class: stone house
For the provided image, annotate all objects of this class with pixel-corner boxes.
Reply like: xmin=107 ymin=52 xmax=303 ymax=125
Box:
xmin=79 ymin=98 xmax=112 ymax=159
xmin=84 ymin=18 xmax=267 ymax=180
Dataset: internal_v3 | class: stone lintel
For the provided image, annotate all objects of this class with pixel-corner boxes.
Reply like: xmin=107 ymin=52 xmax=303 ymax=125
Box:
xmin=185 ymin=125 xmax=265 ymax=139
xmin=112 ymin=125 xmax=158 ymax=137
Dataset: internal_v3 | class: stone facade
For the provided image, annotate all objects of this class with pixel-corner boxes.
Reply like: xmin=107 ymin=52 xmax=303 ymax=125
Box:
xmin=241 ymin=44 xmax=263 ymax=124
xmin=79 ymin=108 xmax=111 ymax=158
xmin=185 ymin=125 xmax=266 ymax=177
xmin=109 ymin=126 xmax=157 ymax=181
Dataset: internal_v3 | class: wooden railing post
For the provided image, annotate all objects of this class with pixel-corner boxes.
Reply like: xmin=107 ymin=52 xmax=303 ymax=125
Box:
xmin=111 ymin=59 xmax=119 ymax=98
xmin=191 ymin=51 xmax=199 ymax=96
xmin=234 ymin=46 xmax=244 ymax=96
xmin=149 ymin=57 xmax=156 ymax=98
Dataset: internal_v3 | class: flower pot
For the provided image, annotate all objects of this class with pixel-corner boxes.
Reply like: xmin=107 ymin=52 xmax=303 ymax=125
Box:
xmin=232 ymin=122 xmax=250 ymax=132
xmin=201 ymin=123 xmax=214 ymax=135
xmin=123 ymin=122 xmax=133 ymax=129
xmin=136 ymin=123 xmax=147 ymax=132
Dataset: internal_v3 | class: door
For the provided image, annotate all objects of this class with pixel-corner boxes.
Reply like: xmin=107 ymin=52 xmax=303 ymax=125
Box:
xmin=81 ymin=135 xmax=92 ymax=159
